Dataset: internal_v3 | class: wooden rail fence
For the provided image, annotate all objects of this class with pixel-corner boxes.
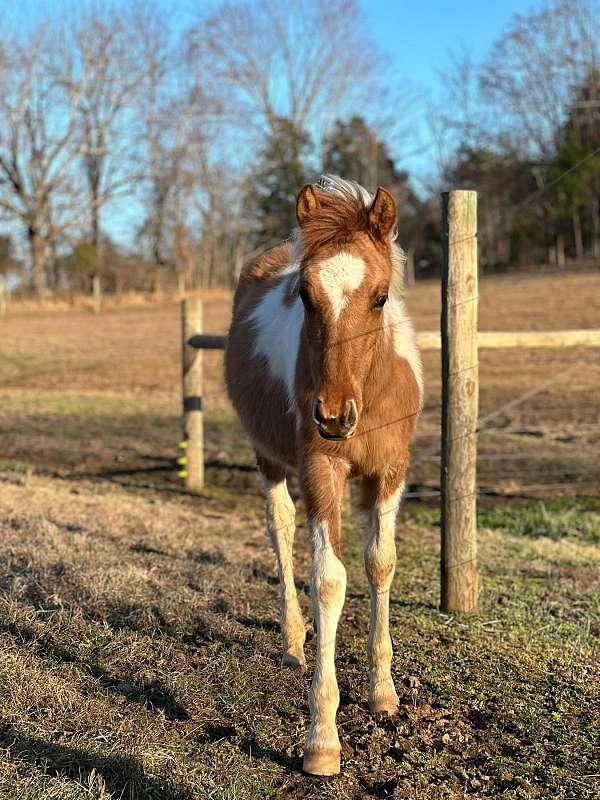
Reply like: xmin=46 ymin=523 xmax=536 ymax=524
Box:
xmin=180 ymin=191 xmax=600 ymax=614
xmin=187 ymin=329 xmax=600 ymax=352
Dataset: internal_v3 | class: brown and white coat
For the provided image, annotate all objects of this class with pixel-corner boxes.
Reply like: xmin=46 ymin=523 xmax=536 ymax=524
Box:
xmin=225 ymin=175 xmax=422 ymax=775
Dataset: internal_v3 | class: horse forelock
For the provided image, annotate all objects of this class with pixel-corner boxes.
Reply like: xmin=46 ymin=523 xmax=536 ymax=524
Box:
xmin=292 ymin=175 xmax=405 ymax=295
xmin=291 ymin=175 xmax=370 ymax=262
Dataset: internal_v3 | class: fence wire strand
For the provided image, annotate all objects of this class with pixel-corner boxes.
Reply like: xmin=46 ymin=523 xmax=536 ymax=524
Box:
xmin=196 ymin=160 xmax=600 ymax=501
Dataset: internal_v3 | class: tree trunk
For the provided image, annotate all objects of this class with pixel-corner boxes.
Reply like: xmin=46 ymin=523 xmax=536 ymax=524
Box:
xmin=28 ymin=228 xmax=47 ymax=299
xmin=591 ymin=195 xmax=600 ymax=259
xmin=556 ymin=235 xmax=565 ymax=267
xmin=572 ymin=210 xmax=584 ymax=259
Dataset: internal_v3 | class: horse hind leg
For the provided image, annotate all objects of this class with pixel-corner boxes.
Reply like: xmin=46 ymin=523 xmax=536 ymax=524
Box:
xmin=257 ymin=453 xmax=306 ymax=671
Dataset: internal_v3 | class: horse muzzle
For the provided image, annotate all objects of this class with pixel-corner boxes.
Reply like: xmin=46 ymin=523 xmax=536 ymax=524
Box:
xmin=312 ymin=398 xmax=358 ymax=441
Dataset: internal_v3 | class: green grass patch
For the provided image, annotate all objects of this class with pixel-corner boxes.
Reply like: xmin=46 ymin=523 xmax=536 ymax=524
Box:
xmin=0 ymin=459 xmax=32 ymax=473
xmin=479 ymin=499 xmax=600 ymax=544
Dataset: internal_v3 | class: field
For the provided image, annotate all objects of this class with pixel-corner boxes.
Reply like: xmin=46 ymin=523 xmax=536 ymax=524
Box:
xmin=0 ymin=269 xmax=599 ymax=799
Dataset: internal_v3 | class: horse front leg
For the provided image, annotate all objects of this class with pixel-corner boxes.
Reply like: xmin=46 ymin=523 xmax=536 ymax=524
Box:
xmin=258 ymin=456 xmax=306 ymax=671
xmin=362 ymin=474 xmax=404 ymax=715
xmin=302 ymin=456 xmax=348 ymax=776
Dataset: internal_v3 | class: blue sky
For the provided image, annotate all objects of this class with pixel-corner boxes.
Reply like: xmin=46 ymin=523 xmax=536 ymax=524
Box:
xmin=362 ymin=1 xmax=531 ymax=187
xmin=364 ymin=1 xmax=527 ymax=89
xmin=0 ymin=0 xmax=532 ymax=249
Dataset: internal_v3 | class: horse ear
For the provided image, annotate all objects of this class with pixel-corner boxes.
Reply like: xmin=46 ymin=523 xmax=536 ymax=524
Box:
xmin=368 ymin=188 xmax=397 ymax=240
xmin=296 ymin=184 xmax=320 ymax=226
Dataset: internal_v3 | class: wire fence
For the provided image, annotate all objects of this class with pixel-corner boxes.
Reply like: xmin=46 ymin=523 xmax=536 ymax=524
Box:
xmin=404 ymin=349 xmax=599 ymax=502
xmin=187 ymin=152 xmax=600 ymax=505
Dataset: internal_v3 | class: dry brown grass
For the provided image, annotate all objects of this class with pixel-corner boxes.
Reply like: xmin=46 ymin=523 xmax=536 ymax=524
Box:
xmin=0 ymin=470 xmax=598 ymax=799
xmin=0 ymin=268 xmax=599 ymax=798
xmin=4 ymin=288 xmax=233 ymax=316
xmin=0 ymin=268 xmax=598 ymax=497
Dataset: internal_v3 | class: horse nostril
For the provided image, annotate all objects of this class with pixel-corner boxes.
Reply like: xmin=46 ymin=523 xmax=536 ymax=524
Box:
xmin=313 ymin=399 xmax=326 ymax=425
xmin=342 ymin=399 xmax=358 ymax=429
xmin=313 ymin=398 xmax=358 ymax=436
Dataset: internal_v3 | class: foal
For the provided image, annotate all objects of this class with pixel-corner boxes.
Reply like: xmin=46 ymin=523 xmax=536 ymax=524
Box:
xmin=225 ymin=175 xmax=422 ymax=775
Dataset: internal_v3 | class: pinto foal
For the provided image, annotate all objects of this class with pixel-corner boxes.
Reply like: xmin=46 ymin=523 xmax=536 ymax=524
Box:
xmin=225 ymin=175 xmax=422 ymax=775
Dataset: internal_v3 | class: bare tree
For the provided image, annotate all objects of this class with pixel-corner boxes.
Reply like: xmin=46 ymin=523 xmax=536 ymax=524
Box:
xmin=0 ymin=11 xmax=144 ymax=297
xmin=189 ymin=0 xmax=384 ymax=147
xmin=0 ymin=29 xmax=86 ymax=295
xmin=66 ymin=4 xmax=145 ymax=273
xmin=477 ymin=0 xmax=600 ymax=158
xmin=433 ymin=0 xmax=600 ymax=264
xmin=134 ymin=4 xmax=220 ymax=288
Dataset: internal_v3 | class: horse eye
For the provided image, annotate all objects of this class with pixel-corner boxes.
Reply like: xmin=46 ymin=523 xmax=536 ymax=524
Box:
xmin=299 ymin=287 xmax=312 ymax=308
xmin=374 ymin=294 xmax=388 ymax=309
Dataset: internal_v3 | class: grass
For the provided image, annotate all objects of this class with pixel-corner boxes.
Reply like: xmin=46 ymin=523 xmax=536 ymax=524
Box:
xmin=0 ymin=470 xmax=598 ymax=799
xmin=0 ymin=271 xmax=599 ymax=797
xmin=479 ymin=500 xmax=600 ymax=544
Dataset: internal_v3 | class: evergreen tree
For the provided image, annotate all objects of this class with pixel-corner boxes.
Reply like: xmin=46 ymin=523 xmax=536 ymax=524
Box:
xmin=323 ymin=117 xmax=400 ymax=192
xmin=323 ymin=116 xmax=422 ymax=261
xmin=443 ymin=146 xmax=541 ymax=269
xmin=245 ymin=117 xmax=312 ymax=249
xmin=550 ymin=68 xmax=600 ymax=258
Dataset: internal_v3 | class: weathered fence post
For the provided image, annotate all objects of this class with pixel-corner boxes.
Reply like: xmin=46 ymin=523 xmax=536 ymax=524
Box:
xmin=440 ymin=190 xmax=479 ymax=613
xmin=92 ymin=274 xmax=102 ymax=314
xmin=182 ymin=298 xmax=204 ymax=491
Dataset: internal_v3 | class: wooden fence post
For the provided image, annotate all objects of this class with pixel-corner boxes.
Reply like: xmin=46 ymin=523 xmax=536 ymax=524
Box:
xmin=440 ymin=190 xmax=479 ymax=613
xmin=92 ymin=274 xmax=102 ymax=314
xmin=182 ymin=298 xmax=204 ymax=491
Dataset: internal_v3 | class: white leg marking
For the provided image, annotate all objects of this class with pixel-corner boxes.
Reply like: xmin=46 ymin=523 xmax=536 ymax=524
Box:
xmin=364 ymin=486 xmax=403 ymax=714
xmin=318 ymin=252 xmax=365 ymax=321
xmin=304 ymin=519 xmax=346 ymax=775
xmin=248 ymin=266 xmax=303 ymax=409
xmin=260 ymin=475 xmax=305 ymax=669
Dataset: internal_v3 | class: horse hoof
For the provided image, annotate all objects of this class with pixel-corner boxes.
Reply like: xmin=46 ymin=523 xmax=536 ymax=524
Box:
xmin=281 ymin=652 xmax=306 ymax=672
xmin=302 ymin=747 xmax=341 ymax=776
xmin=369 ymin=695 xmax=399 ymax=715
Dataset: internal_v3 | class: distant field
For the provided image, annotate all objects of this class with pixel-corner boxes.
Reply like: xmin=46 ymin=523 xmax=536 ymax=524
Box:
xmin=0 ymin=269 xmax=598 ymax=496
xmin=0 ymin=269 xmax=599 ymax=799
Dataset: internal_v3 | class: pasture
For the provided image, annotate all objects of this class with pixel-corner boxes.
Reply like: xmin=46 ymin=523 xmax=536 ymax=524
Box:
xmin=0 ymin=269 xmax=599 ymax=799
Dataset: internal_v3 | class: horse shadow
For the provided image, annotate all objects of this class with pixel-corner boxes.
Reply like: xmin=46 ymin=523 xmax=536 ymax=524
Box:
xmin=199 ymin=722 xmax=303 ymax=775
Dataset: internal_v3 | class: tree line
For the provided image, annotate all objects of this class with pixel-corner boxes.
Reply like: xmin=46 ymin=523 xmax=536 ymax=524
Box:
xmin=0 ymin=0 xmax=598 ymax=298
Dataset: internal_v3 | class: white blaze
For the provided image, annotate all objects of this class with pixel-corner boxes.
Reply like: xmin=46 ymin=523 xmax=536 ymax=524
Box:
xmin=318 ymin=252 xmax=365 ymax=320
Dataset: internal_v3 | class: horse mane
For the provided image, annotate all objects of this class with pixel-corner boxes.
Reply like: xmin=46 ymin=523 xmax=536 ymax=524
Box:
xmin=294 ymin=175 xmax=374 ymax=261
